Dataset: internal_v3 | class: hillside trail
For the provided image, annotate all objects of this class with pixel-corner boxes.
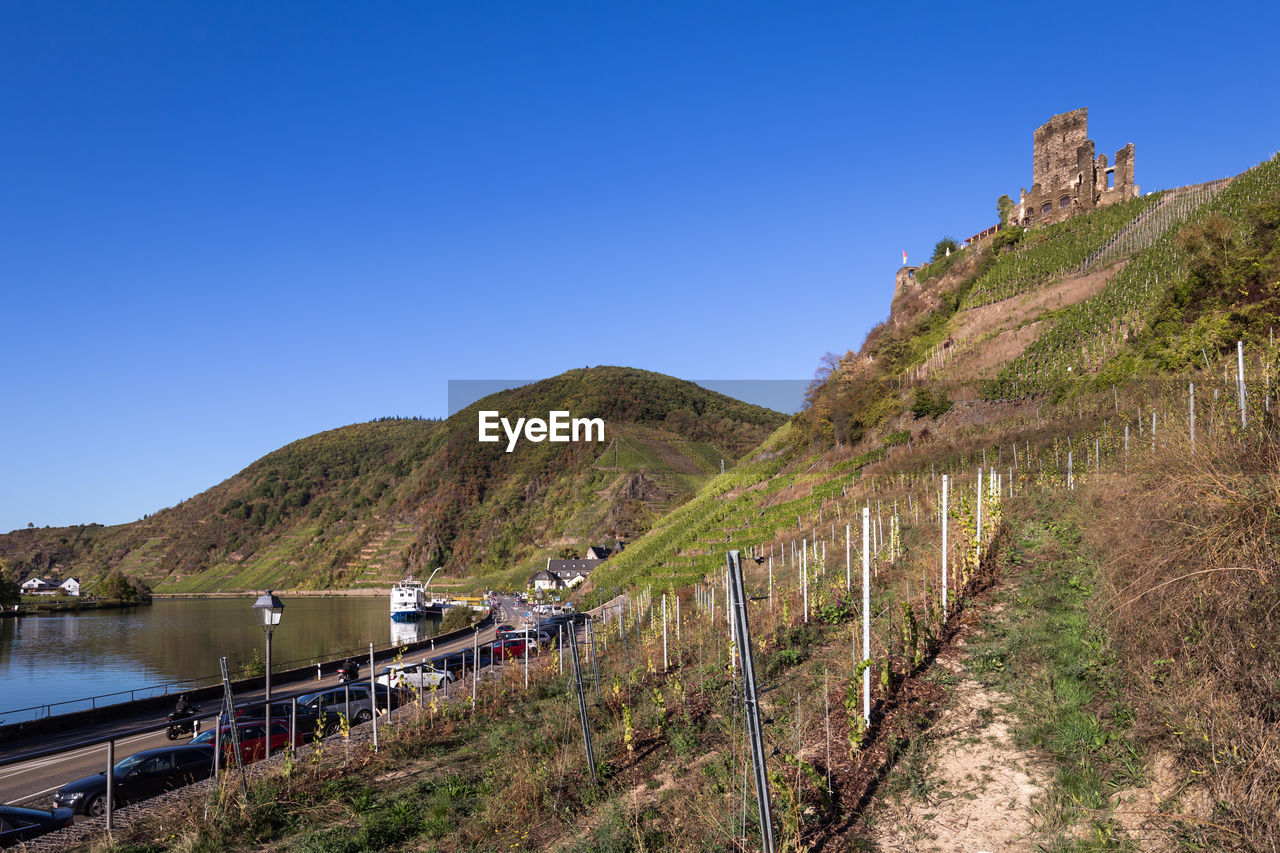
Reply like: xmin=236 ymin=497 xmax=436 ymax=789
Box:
xmin=866 ymin=602 xmax=1048 ymax=853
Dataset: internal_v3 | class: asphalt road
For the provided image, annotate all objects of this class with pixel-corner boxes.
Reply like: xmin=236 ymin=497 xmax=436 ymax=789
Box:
xmin=0 ymin=593 xmax=594 ymax=814
xmin=0 ymin=601 xmax=516 ymax=810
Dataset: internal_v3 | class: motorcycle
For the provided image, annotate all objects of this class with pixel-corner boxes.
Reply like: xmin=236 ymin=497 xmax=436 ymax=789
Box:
xmin=166 ymin=708 xmax=201 ymax=740
xmin=336 ymin=660 xmax=360 ymax=683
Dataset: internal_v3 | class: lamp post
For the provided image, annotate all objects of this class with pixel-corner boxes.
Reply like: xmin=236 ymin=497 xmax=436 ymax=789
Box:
xmin=252 ymin=590 xmax=285 ymax=700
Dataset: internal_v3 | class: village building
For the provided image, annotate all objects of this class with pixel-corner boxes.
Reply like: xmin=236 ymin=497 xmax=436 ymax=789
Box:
xmin=532 ymin=542 xmax=625 ymax=590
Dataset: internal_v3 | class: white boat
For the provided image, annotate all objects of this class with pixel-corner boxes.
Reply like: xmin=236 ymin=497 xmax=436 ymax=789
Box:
xmin=425 ymin=595 xmax=455 ymax=615
xmin=390 ymin=578 xmax=428 ymax=622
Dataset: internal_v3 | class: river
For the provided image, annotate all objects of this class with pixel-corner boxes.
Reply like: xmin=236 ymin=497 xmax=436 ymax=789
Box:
xmin=0 ymin=597 xmax=442 ymax=724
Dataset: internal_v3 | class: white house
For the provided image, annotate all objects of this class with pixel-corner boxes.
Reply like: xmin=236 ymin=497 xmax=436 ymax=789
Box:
xmin=20 ymin=577 xmax=54 ymax=594
xmin=531 ymin=558 xmax=601 ymax=592
xmin=532 ymin=570 xmax=562 ymax=591
xmin=58 ymin=577 xmax=81 ymax=596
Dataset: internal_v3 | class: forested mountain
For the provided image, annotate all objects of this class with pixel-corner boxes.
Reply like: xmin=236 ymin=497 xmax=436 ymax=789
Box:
xmin=0 ymin=367 xmax=785 ymax=592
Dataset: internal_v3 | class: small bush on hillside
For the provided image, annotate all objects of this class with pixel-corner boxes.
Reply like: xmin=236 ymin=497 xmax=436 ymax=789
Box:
xmin=910 ymin=386 xmax=952 ymax=419
xmin=990 ymin=224 xmax=1023 ymax=254
xmin=931 ymin=237 xmax=959 ymax=261
xmin=882 ymin=429 xmax=910 ymax=447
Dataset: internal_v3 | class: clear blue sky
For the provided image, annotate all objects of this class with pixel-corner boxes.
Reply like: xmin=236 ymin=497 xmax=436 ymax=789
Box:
xmin=3 ymin=1 xmax=1278 ymax=532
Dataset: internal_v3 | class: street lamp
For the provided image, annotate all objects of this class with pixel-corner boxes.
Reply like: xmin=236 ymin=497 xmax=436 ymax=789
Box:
xmin=252 ymin=590 xmax=285 ymax=699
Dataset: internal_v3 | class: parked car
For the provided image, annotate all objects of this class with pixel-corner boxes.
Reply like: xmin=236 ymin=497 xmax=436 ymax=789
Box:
xmin=190 ymin=721 xmax=300 ymax=763
xmin=53 ymin=745 xmax=215 ymax=817
xmin=429 ymin=648 xmax=485 ymax=673
xmin=0 ymin=804 xmax=74 ymax=848
xmin=295 ymin=684 xmax=396 ymax=734
xmin=226 ymin=699 xmax=320 ymax=734
xmin=492 ymin=638 xmax=533 ymax=660
xmin=503 ymin=627 xmax=553 ymax=645
xmin=539 ymin=622 xmax=573 ymax=641
xmin=376 ymin=661 xmax=455 ymax=691
xmin=441 ymin=646 xmax=494 ymax=669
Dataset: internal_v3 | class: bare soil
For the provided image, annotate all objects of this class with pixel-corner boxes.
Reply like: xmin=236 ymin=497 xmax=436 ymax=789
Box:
xmin=937 ymin=261 xmax=1127 ymax=381
xmin=867 ymin=619 xmax=1048 ymax=852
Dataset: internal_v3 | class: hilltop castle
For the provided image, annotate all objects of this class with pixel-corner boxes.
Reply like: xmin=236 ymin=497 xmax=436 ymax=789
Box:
xmin=894 ymin=108 xmax=1141 ymax=303
xmin=1016 ymin=108 xmax=1138 ymax=226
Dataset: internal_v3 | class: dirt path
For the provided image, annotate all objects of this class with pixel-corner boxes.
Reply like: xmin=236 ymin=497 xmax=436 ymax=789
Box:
xmin=868 ymin=613 xmax=1048 ymax=852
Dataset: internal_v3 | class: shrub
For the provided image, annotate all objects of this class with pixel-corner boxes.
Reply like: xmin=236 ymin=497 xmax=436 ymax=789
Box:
xmin=932 ymin=236 xmax=959 ymax=261
xmin=910 ymin=386 xmax=952 ymax=419
xmin=439 ymin=606 xmax=478 ymax=633
xmin=882 ymin=429 xmax=910 ymax=447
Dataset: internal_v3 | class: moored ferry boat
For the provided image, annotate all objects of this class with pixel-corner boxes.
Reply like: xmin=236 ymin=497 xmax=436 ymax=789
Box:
xmin=390 ymin=578 xmax=428 ymax=622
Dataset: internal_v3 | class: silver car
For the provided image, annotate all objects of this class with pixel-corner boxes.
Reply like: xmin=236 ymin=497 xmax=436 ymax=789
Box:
xmin=375 ymin=662 xmax=455 ymax=691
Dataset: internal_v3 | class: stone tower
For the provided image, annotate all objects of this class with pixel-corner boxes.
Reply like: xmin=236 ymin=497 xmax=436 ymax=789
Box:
xmin=1016 ymin=108 xmax=1138 ymax=226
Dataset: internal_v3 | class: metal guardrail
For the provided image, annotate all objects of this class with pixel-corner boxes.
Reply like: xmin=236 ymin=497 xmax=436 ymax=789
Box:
xmin=0 ymin=620 xmax=501 ymax=768
xmin=0 ymin=605 xmax=572 ymax=832
xmin=0 ymin=611 xmax=495 ymax=724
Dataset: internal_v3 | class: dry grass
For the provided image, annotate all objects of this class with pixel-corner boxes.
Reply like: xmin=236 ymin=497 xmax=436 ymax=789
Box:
xmin=1091 ymin=423 xmax=1280 ymax=851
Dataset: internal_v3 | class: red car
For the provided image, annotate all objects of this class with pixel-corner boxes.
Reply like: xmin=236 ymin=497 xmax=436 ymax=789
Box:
xmin=492 ymin=638 xmax=534 ymax=660
xmin=190 ymin=721 xmax=301 ymax=764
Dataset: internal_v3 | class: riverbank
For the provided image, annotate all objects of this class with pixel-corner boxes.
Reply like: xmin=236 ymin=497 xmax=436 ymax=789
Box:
xmin=0 ymin=598 xmax=148 ymax=617
xmin=152 ymin=588 xmax=389 ymax=598
xmin=151 ymin=578 xmax=485 ymax=599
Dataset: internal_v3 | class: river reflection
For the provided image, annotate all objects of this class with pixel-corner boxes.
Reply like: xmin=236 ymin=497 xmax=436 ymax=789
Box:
xmin=0 ymin=597 xmax=440 ymax=723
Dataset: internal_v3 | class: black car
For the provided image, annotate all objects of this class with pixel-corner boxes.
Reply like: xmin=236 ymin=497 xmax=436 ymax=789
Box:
xmin=0 ymin=805 xmax=74 ymax=848
xmin=540 ymin=614 xmax=579 ymax=633
xmin=428 ymin=648 xmax=483 ymax=674
xmin=52 ymin=745 xmax=215 ymax=817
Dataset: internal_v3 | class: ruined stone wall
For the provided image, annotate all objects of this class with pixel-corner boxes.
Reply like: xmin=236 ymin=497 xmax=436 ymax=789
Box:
xmin=1096 ymin=142 xmax=1138 ymax=208
xmin=1016 ymin=109 xmax=1138 ymax=227
xmin=1031 ymin=107 xmax=1089 ymax=194
xmin=894 ymin=266 xmax=920 ymax=301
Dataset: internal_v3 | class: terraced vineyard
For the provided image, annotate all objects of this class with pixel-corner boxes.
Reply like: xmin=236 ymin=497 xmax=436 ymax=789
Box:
xmin=986 ymin=153 xmax=1280 ymax=399
xmin=960 ymin=193 xmax=1159 ymax=309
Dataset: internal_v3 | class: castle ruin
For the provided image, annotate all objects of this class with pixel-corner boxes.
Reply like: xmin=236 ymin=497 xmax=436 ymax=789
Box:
xmin=894 ymin=107 xmax=1142 ymax=302
xmin=1016 ymin=108 xmax=1138 ymax=226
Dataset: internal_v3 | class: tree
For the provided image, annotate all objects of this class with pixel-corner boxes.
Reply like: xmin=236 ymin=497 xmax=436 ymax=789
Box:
xmin=997 ymin=194 xmax=1014 ymax=226
xmin=910 ymin=386 xmax=953 ymax=419
xmin=806 ymin=352 xmax=843 ymax=402
xmin=931 ymin=237 xmax=959 ymax=262
xmin=96 ymin=570 xmax=153 ymax=604
xmin=0 ymin=558 xmax=20 ymax=608
xmin=439 ymin=606 xmax=478 ymax=632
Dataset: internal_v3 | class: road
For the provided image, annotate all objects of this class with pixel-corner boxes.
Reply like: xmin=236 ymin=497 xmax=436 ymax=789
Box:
xmin=0 ymin=599 xmax=522 ymax=810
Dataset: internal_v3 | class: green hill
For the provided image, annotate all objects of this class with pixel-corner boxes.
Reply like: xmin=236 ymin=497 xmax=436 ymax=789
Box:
xmin=0 ymin=368 xmax=785 ymax=593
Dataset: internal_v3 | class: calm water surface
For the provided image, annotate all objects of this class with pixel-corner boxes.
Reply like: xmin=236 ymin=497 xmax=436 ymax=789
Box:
xmin=0 ymin=597 xmax=440 ymax=723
